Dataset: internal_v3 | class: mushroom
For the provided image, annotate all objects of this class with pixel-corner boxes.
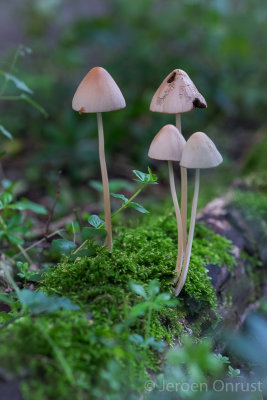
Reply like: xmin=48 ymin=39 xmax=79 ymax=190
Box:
xmin=174 ymin=132 xmax=223 ymax=296
xmin=148 ymin=124 xmax=186 ymax=277
xmin=150 ymin=69 xmax=207 ymax=255
xmin=72 ymin=67 xmax=126 ymax=251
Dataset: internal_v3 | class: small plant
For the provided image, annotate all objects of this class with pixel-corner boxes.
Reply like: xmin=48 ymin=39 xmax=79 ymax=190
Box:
xmin=0 ymin=44 xmax=47 ymax=140
xmin=16 ymin=261 xmax=36 ymax=283
xmin=51 ymin=168 xmax=157 ymax=257
xmin=128 ymin=279 xmax=178 ymax=346
xmin=0 ymin=179 xmax=47 ymax=261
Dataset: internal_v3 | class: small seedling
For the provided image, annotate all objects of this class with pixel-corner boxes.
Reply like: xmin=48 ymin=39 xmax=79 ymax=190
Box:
xmin=17 ymin=261 xmax=36 ymax=283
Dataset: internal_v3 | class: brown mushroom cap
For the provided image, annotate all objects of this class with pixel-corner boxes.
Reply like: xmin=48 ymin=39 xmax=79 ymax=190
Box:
xmin=72 ymin=67 xmax=126 ymax=113
xmin=150 ymin=69 xmax=207 ymax=114
xmin=180 ymin=132 xmax=223 ymax=169
xmin=148 ymin=124 xmax=186 ymax=161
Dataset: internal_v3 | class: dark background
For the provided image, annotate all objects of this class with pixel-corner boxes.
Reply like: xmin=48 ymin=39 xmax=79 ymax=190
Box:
xmin=0 ymin=0 xmax=266 ymax=215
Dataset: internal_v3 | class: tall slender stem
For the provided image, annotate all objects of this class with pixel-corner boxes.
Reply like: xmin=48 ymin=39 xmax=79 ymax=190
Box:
xmin=175 ymin=114 xmax=181 ymax=132
xmin=168 ymin=161 xmax=183 ymax=280
xmin=176 ymin=114 xmax=187 ymax=254
xmin=180 ymin=166 xmax=187 ymax=252
xmin=97 ymin=112 xmax=112 ymax=251
xmin=174 ymin=168 xmax=200 ymax=296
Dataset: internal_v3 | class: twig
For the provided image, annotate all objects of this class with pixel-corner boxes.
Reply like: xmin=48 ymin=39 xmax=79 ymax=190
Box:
xmin=45 ymin=170 xmax=62 ymax=236
xmin=12 ymin=229 xmax=64 ymax=260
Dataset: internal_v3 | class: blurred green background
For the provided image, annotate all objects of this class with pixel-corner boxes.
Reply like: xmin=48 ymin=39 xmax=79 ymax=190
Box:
xmin=0 ymin=0 xmax=266 ymax=215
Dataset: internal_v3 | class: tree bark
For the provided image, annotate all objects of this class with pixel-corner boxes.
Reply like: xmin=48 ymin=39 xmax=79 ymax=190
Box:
xmin=198 ymin=195 xmax=267 ymax=330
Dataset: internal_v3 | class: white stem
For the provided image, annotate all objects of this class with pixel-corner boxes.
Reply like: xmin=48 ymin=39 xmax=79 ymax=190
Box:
xmin=176 ymin=114 xmax=181 ymax=132
xmin=168 ymin=161 xmax=184 ymax=280
xmin=180 ymin=166 xmax=187 ymax=253
xmin=176 ymin=114 xmax=187 ymax=255
xmin=174 ymin=168 xmax=200 ymax=296
xmin=97 ymin=112 xmax=112 ymax=251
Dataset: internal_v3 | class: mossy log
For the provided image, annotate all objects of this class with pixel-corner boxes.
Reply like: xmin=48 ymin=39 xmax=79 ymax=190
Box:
xmin=199 ymin=193 xmax=267 ymax=330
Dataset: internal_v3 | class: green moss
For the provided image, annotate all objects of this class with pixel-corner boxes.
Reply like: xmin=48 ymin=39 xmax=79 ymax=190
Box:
xmin=232 ymin=189 xmax=267 ymax=221
xmin=231 ymin=189 xmax=267 ymax=255
xmin=43 ymin=212 xmax=235 ymax=331
xmin=0 ymin=312 xmax=151 ymax=400
xmin=242 ymin=130 xmax=267 ymax=191
xmin=0 ymin=211 xmax=236 ymax=400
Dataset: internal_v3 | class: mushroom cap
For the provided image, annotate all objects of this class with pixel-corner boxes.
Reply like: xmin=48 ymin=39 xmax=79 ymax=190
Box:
xmin=72 ymin=67 xmax=126 ymax=113
xmin=148 ymin=124 xmax=186 ymax=161
xmin=180 ymin=132 xmax=223 ymax=169
xmin=150 ymin=69 xmax=207 ymax=114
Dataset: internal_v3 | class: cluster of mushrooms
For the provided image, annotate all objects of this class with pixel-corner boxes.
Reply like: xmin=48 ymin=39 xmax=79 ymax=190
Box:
xmin=72 ymin=67 xmax=222 ymax=296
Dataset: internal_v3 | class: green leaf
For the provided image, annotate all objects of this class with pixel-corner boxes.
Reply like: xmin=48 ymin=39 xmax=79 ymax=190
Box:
xmin=0 ymin=192 xmax=13 ymax=206
xmin=88 ymin=214 xmax=104 ymax=228
xmin=7 ymin=214 xmax=24 ymax=229
xmin=145 ymin=337 xmax=165 ymax=351
xmin=132 ymin=169 xmax=158 ymax=185
xmin=128 ymin=201 xmax=149 ymax=214
xmin=147 ymin=280 xmax=160 ymax=298
xmin=0 ymin=71 xmax=33 ymax=94
xmin=129 ymin=282 xmax=147 ymax=299
xmin=51 ymin=239 xmax=76 ymax=255
xmin=20 ymin=94 xmax=48 ymax=117
xmin=6 ymin=233 xmax=24 ymax=245
xmin=19 ymin=289 xmax=79 ymax=314
xmin=0 ymin=293 xmax=15 ymax=307
xmin=0 ymin=125 xmax=13 ymax=140
xmin=110 ymin=192 xmax=128 ymax=203
xmin=129 ymin=302 xmax=148 ymax=318
xmin=81 ymin=227 xmax=106 ymax=240
xmin=0 ymin=151 xmax=6 ymax=159
xmin=129 ymin=334 xmax=144 ymax=345
xmin=8 ymin=199 xmax=47 ymax=214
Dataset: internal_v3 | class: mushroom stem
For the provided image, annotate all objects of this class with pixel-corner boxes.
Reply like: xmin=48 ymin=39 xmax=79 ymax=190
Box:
xmin=175 ymin=113 xmax=181 ymax=132
xmin=174 ymin=168 xmax=200 ymax=296
xmin=97 ymin=112 xmax=112 ymax=251
xmin=176 ymin=114 xmax=187 ymax=255
xmin=168 ymin=161 xmax=183 ymax=280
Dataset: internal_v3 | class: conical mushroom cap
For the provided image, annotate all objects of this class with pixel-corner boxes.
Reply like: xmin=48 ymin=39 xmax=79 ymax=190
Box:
xmin=150 ymin=69 xmax=207 ymax=114
xmin=180 ymin=132 xmax=223 ymax=169
xmin=148 ymin=124 xmax=186 ymax=161
xmin=72 ymin=67 xmax=126 ymax=113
